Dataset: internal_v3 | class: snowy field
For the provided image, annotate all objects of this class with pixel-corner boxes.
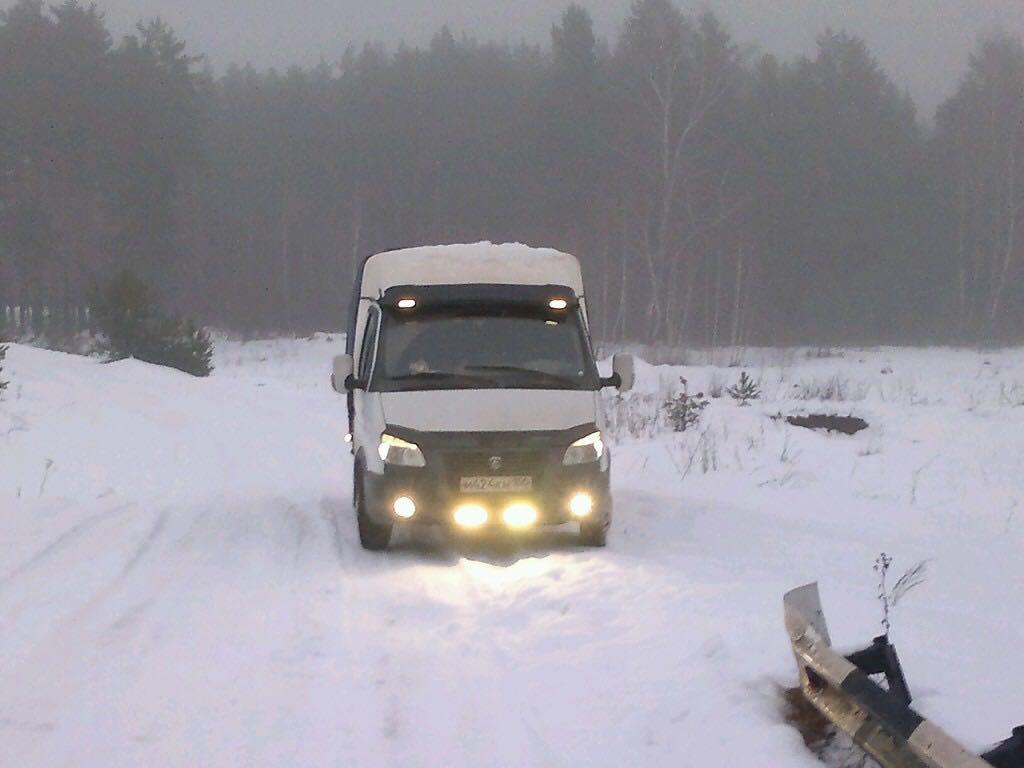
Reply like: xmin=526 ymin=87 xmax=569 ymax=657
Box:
xmin=1 ymin=336 xmax=1022 ymax=767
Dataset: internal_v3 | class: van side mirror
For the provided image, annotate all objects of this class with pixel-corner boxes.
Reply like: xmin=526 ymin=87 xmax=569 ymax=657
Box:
xmin=612 ymin=353 xmax=635 ymax=392
xmin=332 ymin=354 xmax=354 ymax=393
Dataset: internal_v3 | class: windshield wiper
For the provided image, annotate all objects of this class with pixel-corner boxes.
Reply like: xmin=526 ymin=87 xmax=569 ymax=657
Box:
xmin=464 ymin=365 xmax=580 ymax=387
xmin=388 ymin=370 xmax=498 ymax=385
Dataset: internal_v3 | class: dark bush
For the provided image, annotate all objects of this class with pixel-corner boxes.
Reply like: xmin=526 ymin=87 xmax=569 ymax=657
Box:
xmin=0 ymin=342 xmax=8 ymax=393
xmin=92 ymin=270 xmax=214 ymax=377
xmin=787 ymin=414 xmax=869 ymax=435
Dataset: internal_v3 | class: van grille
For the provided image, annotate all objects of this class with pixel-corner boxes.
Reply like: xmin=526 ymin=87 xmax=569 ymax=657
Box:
xmin=443 ymin=450 xmax=547 ymax=478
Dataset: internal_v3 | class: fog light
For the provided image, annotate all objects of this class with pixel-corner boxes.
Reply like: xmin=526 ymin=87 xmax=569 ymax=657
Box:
xmin=503 ymin=503 xmax=538 ymax=529
xmin=569 ymin=492 xmax=593 ymax=518
xmin=453 ymin=504 xmax=488 ymax=529
xmin=393 ymin=496 xmax=416 ymax=519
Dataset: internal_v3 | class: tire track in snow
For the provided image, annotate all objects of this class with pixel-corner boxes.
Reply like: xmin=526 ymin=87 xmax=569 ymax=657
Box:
xmin=1 ymin=505 xmax=173 ymax=652
xmin=118 ymin=509 xmax=170 ymax=578
xmin=274 ymin=498 xmax=320 ymax=567
xmin=318 ymin=495 xmax=348 ymax=562
xmin=0 ymin=503 xmax=175 ymax=740
xmin=0 ymin=503 xmax=134 ymax=593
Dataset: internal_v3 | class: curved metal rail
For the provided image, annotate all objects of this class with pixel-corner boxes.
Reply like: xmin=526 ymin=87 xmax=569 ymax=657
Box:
xmin=784 ymin=583 xmax=995 ymax=768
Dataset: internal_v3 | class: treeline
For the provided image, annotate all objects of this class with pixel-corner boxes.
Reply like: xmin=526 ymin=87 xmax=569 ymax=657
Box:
xmin=1 ymin=0 xmax=1023 ymax=345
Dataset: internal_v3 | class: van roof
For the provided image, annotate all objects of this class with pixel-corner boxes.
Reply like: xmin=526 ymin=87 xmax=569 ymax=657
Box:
xmin=360 ymin=242 xmax=584 ymax=298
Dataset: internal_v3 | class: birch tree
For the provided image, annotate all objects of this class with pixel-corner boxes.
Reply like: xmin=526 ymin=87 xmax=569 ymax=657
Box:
xmin=613 ymin=1 xmax=745 ymax=343
xmin=936 ymin=34 xmax=1024 ymax=339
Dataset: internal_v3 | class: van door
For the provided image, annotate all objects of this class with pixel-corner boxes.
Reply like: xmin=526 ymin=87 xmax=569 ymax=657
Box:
xmin=353 ymin=305 xmax=381 ymax=460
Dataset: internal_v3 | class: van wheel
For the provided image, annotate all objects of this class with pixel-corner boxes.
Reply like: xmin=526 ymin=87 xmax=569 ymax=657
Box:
xmin=355 ymin=464 xmax=392 ymax=551
xmin=579 ymin=521 xmax=607 ymax=548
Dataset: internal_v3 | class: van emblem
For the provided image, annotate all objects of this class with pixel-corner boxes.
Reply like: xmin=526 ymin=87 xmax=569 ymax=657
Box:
xmin=488 ymin=456 xmax=504 ymax=471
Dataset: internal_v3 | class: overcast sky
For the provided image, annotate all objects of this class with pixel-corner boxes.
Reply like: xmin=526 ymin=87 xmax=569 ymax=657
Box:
xmin=8 ymin=0 xmax=1024 ymax=115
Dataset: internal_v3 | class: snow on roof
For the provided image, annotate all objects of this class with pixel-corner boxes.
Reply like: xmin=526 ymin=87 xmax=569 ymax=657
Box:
xmin=361 ymin=242 xmax=584 ymax=297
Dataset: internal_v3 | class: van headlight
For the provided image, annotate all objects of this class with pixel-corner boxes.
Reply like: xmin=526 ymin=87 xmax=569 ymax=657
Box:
xmin=563 ymin=431 xmax=605 ymax=465
xmin=378 ymin=433 xmax=426 ymax=467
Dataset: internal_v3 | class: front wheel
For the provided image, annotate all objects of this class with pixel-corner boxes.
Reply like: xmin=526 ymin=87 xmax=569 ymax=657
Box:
xmin=355 ymin=464 xmax=392 ymax=551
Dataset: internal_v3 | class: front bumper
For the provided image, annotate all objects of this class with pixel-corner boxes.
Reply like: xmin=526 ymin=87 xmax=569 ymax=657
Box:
xmin=361 ymin=426 xmax=611 ymax=528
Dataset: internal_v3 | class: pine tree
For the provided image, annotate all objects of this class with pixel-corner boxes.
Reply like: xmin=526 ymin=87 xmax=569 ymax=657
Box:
xmin=158 ymin=320 xmax=214 ymax=378
xmin=92 ymin=269 xmax=214 ymax=377
xmin=91 ymin=269 xmax=164 ymax=360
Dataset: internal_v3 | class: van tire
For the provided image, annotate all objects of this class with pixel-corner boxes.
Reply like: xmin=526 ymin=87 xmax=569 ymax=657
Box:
xmin=579 ymin=522 xmax=607 ymax=548
xmin=355 ymin=464 xmax=392 ymax=551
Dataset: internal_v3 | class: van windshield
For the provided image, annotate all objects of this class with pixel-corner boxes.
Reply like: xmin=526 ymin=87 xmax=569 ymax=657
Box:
xmin=372 ymin=307 xmax=600 ymax=392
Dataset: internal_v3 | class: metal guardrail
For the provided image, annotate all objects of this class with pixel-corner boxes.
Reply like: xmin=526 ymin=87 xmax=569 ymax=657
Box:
xmin=784 ymin=583 xmax=1022 ymax=768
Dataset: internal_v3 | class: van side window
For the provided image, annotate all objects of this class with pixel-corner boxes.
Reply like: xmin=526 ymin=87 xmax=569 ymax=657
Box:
xmin=358 ymin=308 xmax=380 ymax=382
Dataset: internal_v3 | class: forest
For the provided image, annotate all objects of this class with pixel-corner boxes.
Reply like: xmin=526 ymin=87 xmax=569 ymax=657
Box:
xmin=2 ymin=0 xmax=1023 ymax=345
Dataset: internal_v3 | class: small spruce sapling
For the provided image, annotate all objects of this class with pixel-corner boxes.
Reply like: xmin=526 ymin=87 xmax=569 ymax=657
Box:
xmin=663 ymin=377 xmax=709 ymax=432
xmin=728 ymin=371 xmax=761 ymax=406
xmin=874 ymin=552 xmax=928 ymax=638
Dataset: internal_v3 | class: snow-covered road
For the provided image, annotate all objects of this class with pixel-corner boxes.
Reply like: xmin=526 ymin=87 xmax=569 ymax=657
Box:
xmin=2 ymin=339 xmax=1021 ymax=767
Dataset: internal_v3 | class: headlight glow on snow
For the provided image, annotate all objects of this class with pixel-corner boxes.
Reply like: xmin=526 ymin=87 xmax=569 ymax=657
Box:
xmin=453 ymin=504 xmax=488 ymax=529
xmin=393 ymin=496 xmax=417 ymax=519
xmin=378 ymin=433 xmax=426 ymax=467
xmin=502 ymin=503 xmax=538 ymax=529
xmin=562 ymin=431 xmax=604 ymax=465
xmin=569 ymin=492 xmax=594 ymax=518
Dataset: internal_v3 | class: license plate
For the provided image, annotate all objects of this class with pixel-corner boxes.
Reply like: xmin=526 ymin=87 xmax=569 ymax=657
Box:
xmin=459 ymin=476 xmax=533 ymax=493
